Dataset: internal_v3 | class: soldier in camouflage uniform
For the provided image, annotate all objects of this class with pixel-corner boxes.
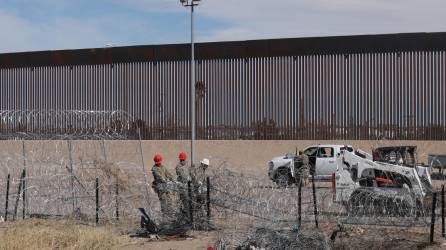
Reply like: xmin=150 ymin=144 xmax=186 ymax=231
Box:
xmin=175 ymin=152 xmax=191 ymax=221
xmin=151 ymin=154 xmax=175 ymax=222
xmin=299 ymin=151 xmax=310 ymax=186
xmin=191 ymin=158 xmax=210 ymax=228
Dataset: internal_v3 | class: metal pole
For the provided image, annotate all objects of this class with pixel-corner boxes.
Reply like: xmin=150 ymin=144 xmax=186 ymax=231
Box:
xmin=190 ymin=3 xmax=196 ymax=168
xmin=298 ymin=179 xmax=302 ymax=227
xmin=22 ymin=169 xmax=26 ymax=219
xmin=312 ymin=174 xmax=318 ymax=228
xmin=206 ymin=176 xmax=210 ymax=220
xmin=67 ymin=140 xmax=76 ymax=213
xmin=442 ymin=185 xmax=445 ymax=238
xmin=22 ymin=140 xmax=28 ymax=216
xmin=5 ymin=174 xmax=10 ymax=221
xmin=332 ymin=173 xmax=336 ymax=202
xmin=13 ymin=171 xmax=24 ymax=220
xmin=96 ymin=177 xmax=99 ymax=224
xmin=115 ymin=182 xmax=119 ymax=221
xmin=431 ymin=192 xmax=437 ymax=244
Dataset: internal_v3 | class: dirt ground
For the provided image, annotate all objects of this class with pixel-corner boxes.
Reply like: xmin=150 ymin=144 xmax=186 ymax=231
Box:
xmin=2 ymin=220 xmax=446 ymax=250
xmin=120 ymin=231 xmax=216 ymax=250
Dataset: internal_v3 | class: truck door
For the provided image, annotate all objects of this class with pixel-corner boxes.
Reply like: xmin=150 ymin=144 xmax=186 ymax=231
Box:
xmin=316 ymin=147 xmax=336 ymax=178
xmin=303 ymin=147 xmax=318 ymax=175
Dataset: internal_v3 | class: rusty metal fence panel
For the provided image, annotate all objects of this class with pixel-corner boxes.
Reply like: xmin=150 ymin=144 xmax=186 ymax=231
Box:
xmin=0 ymin=33 xmax=446 ymax=140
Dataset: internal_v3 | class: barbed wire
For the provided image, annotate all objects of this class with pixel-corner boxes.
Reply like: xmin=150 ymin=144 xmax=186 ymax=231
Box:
xmin=0 ymin=110 xmax=136 ymax=140
xmin=0 ymin=139 xmax=443 ymax=249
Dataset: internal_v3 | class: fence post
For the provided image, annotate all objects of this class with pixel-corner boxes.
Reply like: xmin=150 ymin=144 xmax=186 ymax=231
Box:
xmin=298 ymin=179 xmax=302 ymax=227
xmin=5 ymin=174 xmax=10 ymax=221
xmin=115 ymin=181 xmax=119 ymax=221
xmin=442 ymin=185 xmax=445 ymax=238
xmin=188 ymin=181 xmax=194 ymax=226
xmin=430 ymin=192 xmax=437 ymax=244
xmin=311 ymin=173 xmax=318 ymax=228
xmin=332 ymin=173 xmax=336 ymax=202
xmin=22 ymin=140 xmax=28 ymax=215
xmin=206 ymin=177 xmax=211 ymax=221
xmin=22 ymin=169 xmax=26 ymax=219
xmin=67 ymin=140 xmax=76 ymax=214
xmin=96 ymin=178 xmax=99 ymax=225
xmin=13 ymin=170 xmax=24 ymax=220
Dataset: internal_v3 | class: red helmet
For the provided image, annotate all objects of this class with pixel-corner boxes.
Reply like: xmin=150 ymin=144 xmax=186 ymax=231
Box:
xmin=153 ymin=154 xmax=163 ymax=165
xmin=179 ymin=152 xmax=188 ymax=161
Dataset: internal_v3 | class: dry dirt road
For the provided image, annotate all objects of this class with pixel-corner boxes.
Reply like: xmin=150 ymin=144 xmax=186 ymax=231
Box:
xmin=120 ymin=231 xmax=216 ymax=250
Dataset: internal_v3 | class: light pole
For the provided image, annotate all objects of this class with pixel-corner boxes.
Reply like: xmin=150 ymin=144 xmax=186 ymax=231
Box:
xmin=180 ymin=0 xmax=200 ymax=167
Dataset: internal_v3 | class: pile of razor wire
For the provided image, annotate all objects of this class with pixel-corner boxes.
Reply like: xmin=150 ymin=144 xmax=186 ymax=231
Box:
xmin=0 ymin=110 xmax=135 ymax=140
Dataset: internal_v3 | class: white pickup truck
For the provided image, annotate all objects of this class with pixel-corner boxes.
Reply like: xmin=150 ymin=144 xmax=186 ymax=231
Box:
xmin=267 ymin=144 xmax=371 ymax=186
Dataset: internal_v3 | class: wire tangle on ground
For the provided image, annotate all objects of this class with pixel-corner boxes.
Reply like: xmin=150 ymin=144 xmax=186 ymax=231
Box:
xmin=0 ymin=110 xmax=136 ymax=140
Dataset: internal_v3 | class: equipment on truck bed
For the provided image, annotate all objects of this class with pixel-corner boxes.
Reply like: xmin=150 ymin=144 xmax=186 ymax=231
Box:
xmin=335 ymin=146 xmax=432 ymax=216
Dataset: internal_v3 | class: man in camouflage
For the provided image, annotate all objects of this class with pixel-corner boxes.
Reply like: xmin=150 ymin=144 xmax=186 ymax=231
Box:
xmin=191 ymin=158 xmax=210 ymax=228
xmin=151 ymin=154 xmax=175 ymax=222
xmin=192 ymin=158 xmax=209 ymax=187
xmin=299 ymin=151 xmax=310 ymax=186
xmin=175 ymin=152 xmax=191 ymax=221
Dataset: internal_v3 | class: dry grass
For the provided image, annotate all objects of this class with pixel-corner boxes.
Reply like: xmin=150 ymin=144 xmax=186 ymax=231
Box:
xmin=0 ymin=219 xmax=132 ymax=250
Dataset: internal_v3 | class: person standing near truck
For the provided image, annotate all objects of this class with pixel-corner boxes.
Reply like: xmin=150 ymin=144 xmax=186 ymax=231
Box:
xmin=299 ymin=150 xmax=309 ymax=186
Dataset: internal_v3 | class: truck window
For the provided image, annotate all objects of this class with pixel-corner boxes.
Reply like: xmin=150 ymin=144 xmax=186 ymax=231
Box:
xmin=317 ymin=147 xmax=334 ymax=158
xmin=304 ymin=147 xmax=318 ymax=157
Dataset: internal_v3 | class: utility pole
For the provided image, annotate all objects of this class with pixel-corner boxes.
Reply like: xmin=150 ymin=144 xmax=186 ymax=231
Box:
xmin=180 ymin=0 xmax=200 ymax=167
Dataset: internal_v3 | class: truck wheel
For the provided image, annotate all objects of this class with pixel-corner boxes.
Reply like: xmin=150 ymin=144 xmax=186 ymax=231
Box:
xmin=275 ymin=170 xmax=292 ymax=188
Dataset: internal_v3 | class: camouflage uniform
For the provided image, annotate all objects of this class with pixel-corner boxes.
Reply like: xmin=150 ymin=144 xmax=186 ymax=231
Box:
xmin=192 ymin=164 xmax=207 ymax=187
xmin=191 ymin=164 xmax=209 ymax=227
xmin=176 ymin=161 xmax=191 ymax=184
xmin=175 ymin=161 xmax=191 ymax=220
xmin=151 ymin=164 xmax=174 ymax=222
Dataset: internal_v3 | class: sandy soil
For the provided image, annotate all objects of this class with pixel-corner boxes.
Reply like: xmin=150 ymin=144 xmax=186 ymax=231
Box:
xmin=120 ymin=231 xmax=216 ymax=250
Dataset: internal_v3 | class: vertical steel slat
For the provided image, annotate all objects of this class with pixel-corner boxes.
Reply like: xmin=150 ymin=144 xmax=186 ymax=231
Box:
xmin=0 ymin=48 xmax=445 ymax=140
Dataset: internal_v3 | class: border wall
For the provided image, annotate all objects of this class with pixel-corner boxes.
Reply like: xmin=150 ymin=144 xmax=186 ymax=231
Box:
xmin=1 ymin=32 xmax=446 ymax=140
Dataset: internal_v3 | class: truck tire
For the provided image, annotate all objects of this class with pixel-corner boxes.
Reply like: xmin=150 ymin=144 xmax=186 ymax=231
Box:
xmin=275 ymin=169 xmax=292 ymax=188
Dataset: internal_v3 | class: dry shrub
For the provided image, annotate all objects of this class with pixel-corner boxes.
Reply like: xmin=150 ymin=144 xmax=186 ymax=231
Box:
xmin=0 ymin=219 xmax=131 ymax=250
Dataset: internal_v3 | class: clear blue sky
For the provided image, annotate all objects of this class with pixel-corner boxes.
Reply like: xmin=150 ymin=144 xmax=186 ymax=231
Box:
xmin=1 ymin=0 xmax=446 ymax=53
